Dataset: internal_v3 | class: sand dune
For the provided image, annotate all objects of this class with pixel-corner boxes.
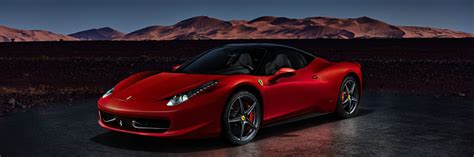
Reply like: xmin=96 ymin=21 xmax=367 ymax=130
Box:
xmin=399 ymin=26 xmax=472 ymax=38
xmin=0 ymin=25 xmax=77 ymax=42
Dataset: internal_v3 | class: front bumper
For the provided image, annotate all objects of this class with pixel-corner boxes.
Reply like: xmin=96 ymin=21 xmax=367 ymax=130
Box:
xmin=97 ymin=90 xmax=228 ymax=139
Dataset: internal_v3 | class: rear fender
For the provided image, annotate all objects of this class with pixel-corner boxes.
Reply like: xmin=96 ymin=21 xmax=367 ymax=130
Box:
xmin=315 ymin=62 xmax=362 ymax=112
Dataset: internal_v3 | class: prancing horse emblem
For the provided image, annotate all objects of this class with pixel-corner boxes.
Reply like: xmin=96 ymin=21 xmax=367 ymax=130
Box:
xmin=119 ymin=120 xmax=123 ymax=127
xmin=258 ymin=79 xmax=264 ymax=86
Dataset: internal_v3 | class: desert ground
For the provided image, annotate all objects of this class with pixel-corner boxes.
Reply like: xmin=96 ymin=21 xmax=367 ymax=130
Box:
xmin=0 ymin=39 xmax=472 ymax=115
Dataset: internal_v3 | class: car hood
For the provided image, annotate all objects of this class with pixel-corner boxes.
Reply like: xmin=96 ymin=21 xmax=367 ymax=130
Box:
xmin=112 ymin=72 xmax=224 ymax=104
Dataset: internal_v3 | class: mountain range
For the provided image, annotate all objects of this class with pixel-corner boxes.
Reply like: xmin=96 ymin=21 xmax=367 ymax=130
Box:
xmin=0 ymin=16 xmax=472 ymax=42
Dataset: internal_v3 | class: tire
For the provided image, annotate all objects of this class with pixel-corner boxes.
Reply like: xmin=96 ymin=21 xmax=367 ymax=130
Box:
xmin=222 ymin=91 xmax=261 ymax=145
xmin=335 ymin=76 xmax=361 ymax=118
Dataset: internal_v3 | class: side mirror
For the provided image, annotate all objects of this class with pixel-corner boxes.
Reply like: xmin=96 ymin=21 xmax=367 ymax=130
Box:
xmin=171 ymin=64 xmax=181 ymax=71
xmin=269 ymin=68 xmax=296 ymax=84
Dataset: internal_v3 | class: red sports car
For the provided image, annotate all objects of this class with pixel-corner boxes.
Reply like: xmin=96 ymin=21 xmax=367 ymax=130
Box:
xmin=98 ymin=43 xmax=363 ymax=145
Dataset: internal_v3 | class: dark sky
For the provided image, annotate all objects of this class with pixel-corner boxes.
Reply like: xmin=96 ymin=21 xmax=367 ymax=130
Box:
xmin=1 ymin=0 xmax=472 ymax=34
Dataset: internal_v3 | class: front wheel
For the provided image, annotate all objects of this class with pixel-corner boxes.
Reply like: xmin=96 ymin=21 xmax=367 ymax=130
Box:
xmin=335 ymin=76 xmax=361 ymax=118
xmin=222 ymin=91 xmax=261 ymax=145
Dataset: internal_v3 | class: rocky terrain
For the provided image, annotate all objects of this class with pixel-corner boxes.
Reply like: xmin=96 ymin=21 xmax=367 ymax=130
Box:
xmin=0 ymin=39 xmax=472 ymax=115
xmin=1 ymin=16 xmax=472 ymax=42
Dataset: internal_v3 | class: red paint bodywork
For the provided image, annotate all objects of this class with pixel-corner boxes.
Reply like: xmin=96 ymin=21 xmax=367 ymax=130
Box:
xmin=98 ymin=57 xmax=363 ymax=139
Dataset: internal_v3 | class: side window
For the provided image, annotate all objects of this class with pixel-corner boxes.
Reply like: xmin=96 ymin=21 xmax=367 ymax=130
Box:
xmin=286 ymin=51 xmax=306 ymax=70
xmin=261 ymin=48 xmax=306 ymax=75
xmin=276 ymin=48 xmax=306 ymax=69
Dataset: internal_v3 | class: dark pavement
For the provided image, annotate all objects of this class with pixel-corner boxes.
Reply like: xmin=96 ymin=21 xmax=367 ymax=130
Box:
xmin=0 ymin=92 xmax=473 ymax=156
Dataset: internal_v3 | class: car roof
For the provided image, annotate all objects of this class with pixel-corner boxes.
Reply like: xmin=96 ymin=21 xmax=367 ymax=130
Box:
xmin=224 ymin=43 xmax=294 ymax=48
xmin=222 ymin=43 xmax=316 ymax=58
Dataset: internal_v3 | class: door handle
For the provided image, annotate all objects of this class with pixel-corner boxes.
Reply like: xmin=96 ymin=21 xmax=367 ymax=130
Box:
xmin=312 ymin=74 xmax=319 ymax=79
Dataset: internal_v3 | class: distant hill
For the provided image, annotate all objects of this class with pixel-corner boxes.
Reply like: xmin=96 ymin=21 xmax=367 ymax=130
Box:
xmin=119 ymin=16 xmax=472 ymax=40
xmin=398 ymin=26 xmax=472 ymax=38
xmin=69 ymin=27 xmax=124 ymax=40
xmin=0 ymin=25 xmax=77 ymax=42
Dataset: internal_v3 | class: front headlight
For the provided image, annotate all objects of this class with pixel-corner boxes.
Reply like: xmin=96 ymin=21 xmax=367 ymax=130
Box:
xmin=166 ymin=80 xmax=218 ymax=106
xmin=102 ymin=88 xmax=114 ymax=98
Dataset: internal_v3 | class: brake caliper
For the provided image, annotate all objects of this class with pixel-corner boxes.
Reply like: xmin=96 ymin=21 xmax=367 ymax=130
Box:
xmin=249 ymin=112 xmax=254 ymax=123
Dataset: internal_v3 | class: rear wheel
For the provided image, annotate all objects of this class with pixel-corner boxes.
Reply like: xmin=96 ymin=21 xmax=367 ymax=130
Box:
xmin=222 ymin=91 xmax=261 ymax=145
xmin=335 ymin=76 xmax=360 ymax=118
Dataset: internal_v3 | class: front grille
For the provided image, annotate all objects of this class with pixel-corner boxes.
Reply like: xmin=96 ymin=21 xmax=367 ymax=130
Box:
xmin=99 ymin=111 xmax=170 ymax=133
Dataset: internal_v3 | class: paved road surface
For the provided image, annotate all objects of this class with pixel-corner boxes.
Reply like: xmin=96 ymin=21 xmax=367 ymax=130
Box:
xmin=0 ymin=92 xmax=473 ymax=156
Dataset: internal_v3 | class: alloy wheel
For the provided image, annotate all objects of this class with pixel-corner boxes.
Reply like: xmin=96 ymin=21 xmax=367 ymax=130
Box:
xmin=341 ymin=79 xmax=359 ymax=114
xmin=227 ymin=95 xmax=259 ymax=141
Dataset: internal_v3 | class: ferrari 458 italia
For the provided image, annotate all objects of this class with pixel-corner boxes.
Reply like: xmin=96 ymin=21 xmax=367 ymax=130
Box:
xmin=98 ymin=43 xmax=363 ymax=145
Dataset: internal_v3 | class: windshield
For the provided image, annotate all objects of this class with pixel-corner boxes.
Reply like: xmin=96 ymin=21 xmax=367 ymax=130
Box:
xmin=177 ymin=46 xmax=266 ymax=75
